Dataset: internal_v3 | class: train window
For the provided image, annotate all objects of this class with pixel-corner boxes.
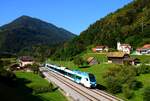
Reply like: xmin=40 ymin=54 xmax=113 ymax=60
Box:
xmin=89 ymin=73 xmax=96 ymax=82
xmin=86 ymin=78 xmax=88 ymax=81
xmin=76 ymin=75 xmax=81 ymax=80
xmin=67 ymin=73 xmax=73 ymax=78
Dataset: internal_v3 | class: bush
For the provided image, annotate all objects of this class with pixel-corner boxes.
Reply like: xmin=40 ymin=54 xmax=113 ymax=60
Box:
xmin=105 ymin=76 xmax=122 ymax=94
xmin=128 ymin=80 xmax=143 ymax=90
xmin=103 ymin=65 xmax=138 ymax=94
xmin=143 ymin=87 xmax=150 ymax=101
xmin=32 ymin=82 xmax=54 ymax=94
xmin=137 ymin=64 xmax=150 ymax=74
xmin=122 ymin=84 xmax=134 ymax=99
xmin=73 ymin=56 xmax=85 ymax=66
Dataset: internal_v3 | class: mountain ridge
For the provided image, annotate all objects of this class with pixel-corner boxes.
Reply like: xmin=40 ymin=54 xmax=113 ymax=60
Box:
xmin=0 ymin=15 xmax=76 ymax=53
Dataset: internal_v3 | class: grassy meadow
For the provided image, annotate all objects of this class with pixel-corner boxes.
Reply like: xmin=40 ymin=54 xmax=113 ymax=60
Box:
xmin=48 ymin=53 xmax=150 ymax=101
xmin=15 ymin=72 xmax=67 ymax=101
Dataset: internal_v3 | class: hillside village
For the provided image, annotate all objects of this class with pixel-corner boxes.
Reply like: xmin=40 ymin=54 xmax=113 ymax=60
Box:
xmin=90 ymin=42 xmax=150 ymax=65
xmin=0 ymin=0 xmax=150 ymax=101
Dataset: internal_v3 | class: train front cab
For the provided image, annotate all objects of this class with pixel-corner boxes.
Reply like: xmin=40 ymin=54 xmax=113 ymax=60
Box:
xmin=79 ymin=73 xmax=96 ymax=88
xmin=89 ymin=73 xmax=97 ymax=88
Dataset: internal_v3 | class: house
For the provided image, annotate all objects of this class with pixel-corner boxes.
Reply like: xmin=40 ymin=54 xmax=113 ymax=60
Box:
xmin=136 ymin=44 xmax=150 ymax=55
xmin=92 ymin=45 xmax=109 ymax=52
xmin=117 ymin=42 xmax=132 ymax=54
xmin=123 ymin=58 xmax=140 ymax=65
xmin=87 ymin=57 xmax=98 ymax=65
xmin=107 ymin=52 xmax=139 ymax=65
xmin=19 ymin=56 xmax=34 ymax=67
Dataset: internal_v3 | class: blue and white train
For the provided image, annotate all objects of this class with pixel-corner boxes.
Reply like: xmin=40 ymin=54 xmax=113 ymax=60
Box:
xmin=45 ymin=63 xmax=97 ymax=88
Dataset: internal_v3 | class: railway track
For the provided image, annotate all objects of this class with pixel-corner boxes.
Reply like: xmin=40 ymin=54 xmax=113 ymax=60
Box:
xmin=41 ymin=67 xmax=123 ymax=101
xmin=92 ymin=89 xmax=123 ymax=101
xmin=47 ymin=71 xmax=100 ymax=101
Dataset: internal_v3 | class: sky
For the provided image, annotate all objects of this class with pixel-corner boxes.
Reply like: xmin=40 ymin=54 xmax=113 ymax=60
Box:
xmin=0 ymin=0 xmax=133 ymax=35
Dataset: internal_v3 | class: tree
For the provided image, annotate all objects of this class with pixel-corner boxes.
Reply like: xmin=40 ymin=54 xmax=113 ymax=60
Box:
xmin=104 ymin=76 xmax=122 ymax=94
xmin=31 ymin=63 xmax=39 ymax=74
xmin=73 ymin=56 xmax=84 ymax=67
xmin=103 ymin=65 xmax=139 ymax=94
xmin=143 ymin=87 xmax=150 ymax=101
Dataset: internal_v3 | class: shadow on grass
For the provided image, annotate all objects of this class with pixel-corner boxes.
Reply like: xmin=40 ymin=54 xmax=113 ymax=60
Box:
xmin=52 ymin=86 xmax=59 ymax=91
xmin=79 ymin=65 xmax=90 ymax=68
xmin=96 ymin=84 xmax=107 ymax=90
xmin=0 ymin=77 xmax=48 ymax=101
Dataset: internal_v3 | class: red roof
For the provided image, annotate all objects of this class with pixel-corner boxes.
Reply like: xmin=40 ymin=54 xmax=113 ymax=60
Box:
xmin=96 ymin=46 xmax=105 ymax=48
xmin=143 ymin=44 xmax=150 ymax=48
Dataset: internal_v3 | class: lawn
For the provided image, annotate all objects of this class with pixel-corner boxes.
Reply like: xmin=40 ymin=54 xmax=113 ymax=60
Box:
xmin=82 ymin=53 xmax=107 ymax=63
xmin=15 ymin=72 xmax=67 ymax=101
xmin=131 ymin=55 xmax=150 ymax=63
xmin=48 ymin=58 xmax=150 ymax=101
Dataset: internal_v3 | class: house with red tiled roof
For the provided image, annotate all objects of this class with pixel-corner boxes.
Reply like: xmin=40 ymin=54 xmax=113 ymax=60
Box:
xmin=92 ymin=45 xmax=108 ymax=52
xmin=136 ymin=44 xmax=150 ymax=55
xmin=117 ymin=42 xmax=132 ymax=54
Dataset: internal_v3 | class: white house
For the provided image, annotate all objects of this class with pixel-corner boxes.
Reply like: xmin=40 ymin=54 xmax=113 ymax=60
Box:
xmin=117 ymin=42 xmax=132 ymax=54
xmin=136 ymin=44 xmax=150 ymax=55
xmin=19 ymin=56 xmax=34 ymax=67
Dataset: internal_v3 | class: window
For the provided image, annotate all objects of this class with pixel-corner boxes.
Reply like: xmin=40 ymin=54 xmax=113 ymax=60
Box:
xmin=86 ymin=78 xmax=88 ymax=81
xmin=89 ymin=73 xmax=96 ymax=82
xmin=76 ymin=75 xmax=81 ymax=80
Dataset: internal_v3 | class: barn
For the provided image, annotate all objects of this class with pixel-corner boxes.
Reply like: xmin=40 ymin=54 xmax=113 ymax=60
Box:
xmin=107 ymin=52 xmax=140 ymax=65
xmin=87 ymin=57 xmax=98 ymax=65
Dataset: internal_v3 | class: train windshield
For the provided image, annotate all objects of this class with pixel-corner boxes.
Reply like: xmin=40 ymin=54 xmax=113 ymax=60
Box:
xmin=89 ymin=73 xmax=96 ymax=82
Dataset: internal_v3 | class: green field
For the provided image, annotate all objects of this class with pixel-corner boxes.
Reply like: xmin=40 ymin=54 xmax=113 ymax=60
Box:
xmin=48 ymin=53 xmax=150 ymax=101
xmin=15 ymin=72 xmax=67 ymax=101
xmin=131 ymin=55 xmax=150 ymax=63
xmin=82 ymin=53 xmax=107 ymax=63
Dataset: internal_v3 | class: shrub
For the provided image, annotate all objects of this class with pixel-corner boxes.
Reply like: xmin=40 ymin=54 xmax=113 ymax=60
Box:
xmin=33 ymin=84 xmax=54 ymax=94
xmin=122 ymin=84 xmax=134 ymax=99
xmin=143 ymin=87 xmax=150 ymax=101
xmin=73 ymin=56 xmax=85 ymax=66
xmin=103 ymin=65 xmax=139 ymax=94
xmin=137 ymin=64 xmax=150 ymax=74
xmin=128 ymin=80 xmax=143 ymax=90
xmin=105 ymin=76 xmax=122 ymax=94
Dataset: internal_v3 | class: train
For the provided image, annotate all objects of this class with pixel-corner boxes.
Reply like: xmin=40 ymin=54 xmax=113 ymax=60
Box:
xmin=45 ymin=63 xmax=97 ymax=88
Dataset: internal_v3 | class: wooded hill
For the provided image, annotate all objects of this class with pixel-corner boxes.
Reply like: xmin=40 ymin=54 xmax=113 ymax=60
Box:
xmin=0 ymin=16 xmax=75 ymax=54
xmin=52 ymin=0 xmax=150 ymax=60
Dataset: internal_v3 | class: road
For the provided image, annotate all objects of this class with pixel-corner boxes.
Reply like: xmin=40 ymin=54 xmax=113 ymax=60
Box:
xmin=40 ymin=67 xmax=123 ymax=101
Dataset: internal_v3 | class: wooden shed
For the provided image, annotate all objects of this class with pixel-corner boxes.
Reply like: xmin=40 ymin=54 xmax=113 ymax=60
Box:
xmin=87 ymin=57 xmax=98 ymax=65
xmin=107 ymin=52 xmax=130 ymax=64
xmin=107 ymin=52 xmax=140 ymax=65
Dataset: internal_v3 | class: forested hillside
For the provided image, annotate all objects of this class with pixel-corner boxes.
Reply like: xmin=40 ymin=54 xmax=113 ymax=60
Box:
xmin=0 ymin=15 xmax=75 ymax=54
xmin=52 ymin=0 xmax=150 ymax=60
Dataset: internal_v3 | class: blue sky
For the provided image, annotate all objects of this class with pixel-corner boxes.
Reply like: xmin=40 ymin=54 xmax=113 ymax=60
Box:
xmin=0 ymin=0 xmax=132 ymax=34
